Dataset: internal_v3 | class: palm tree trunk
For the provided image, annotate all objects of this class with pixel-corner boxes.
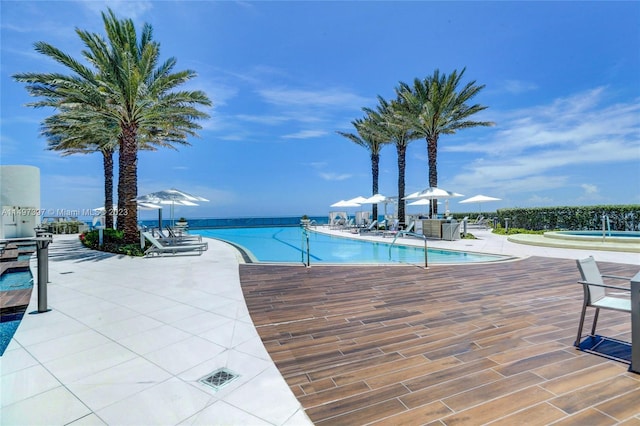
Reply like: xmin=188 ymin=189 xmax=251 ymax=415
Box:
xmin=371 ymin=152 xmax=379 ymax=220
xmin=396 ymin=144 xmax=407 ymax=224
xmin=102 ymin=149 xmax=114 ymax=229
xmin=118 ymin=124 xmax=139 ymax=244
xmin=427 ymin=135 xmax=438 ymax=215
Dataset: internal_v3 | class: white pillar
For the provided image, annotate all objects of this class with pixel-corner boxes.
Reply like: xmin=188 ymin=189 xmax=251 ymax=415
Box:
xmin=0 ymin=165 xmax=41 ymax=239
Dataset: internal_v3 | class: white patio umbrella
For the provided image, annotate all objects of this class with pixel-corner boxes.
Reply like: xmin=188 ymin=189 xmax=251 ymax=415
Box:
xmin=408 ymin=187 xmax=463 ymax=217
xmin=330 ymin=199 xmax=362 ymax=223
xmin=346 ymin=196 xmax=369 ymax=204
xmin=330 ymin=199 xmax=361 ymax=208
xmin=135 ymin=188 xmax=209 ymax=227
xmin=459 ymin=194 xmax=501 ymax=216
xmin=407 ymin=198 xmax=442 ymax=216
xmin=361 ymin=194 xmax=387 ymax=204
xmin=359 ymin=194 xmax=388 ymax=221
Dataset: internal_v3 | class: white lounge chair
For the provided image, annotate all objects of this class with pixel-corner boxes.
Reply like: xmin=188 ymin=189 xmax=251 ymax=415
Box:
xmin=357 ymin=220 xmax=379 ymax=234
xmin=467 ymin=215 xmax=487 ymax=229
xmin=404 ymin=221 xmax=415 ymax=233
xmin=383 ymin=219 xmax=400 ymax=237
xmin=142 ymin=232 xmax=208 ymax=257
xmin=164 ymin=226 xmax=203 ymax=243
xmin=575 ymin=256 xmax=632 ymax=347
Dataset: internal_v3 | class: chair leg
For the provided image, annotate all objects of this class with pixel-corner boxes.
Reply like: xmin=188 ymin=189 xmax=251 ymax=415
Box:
xmin=590 ymin=308 xmax=600 ymax=337
xmin=575 ymin=304 xmax=588 ymax=347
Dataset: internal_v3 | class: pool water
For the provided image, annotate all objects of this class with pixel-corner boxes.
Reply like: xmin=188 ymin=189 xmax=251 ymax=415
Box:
xmin=195 ymin=226 xmax=509 ymax=264
xmin=0 ymin=269 xmax=33 ymax=356
xmin=1 ymin=309 xmax=26 ymax=356
xmin=0 ymin=270 xmax=34 ymax=291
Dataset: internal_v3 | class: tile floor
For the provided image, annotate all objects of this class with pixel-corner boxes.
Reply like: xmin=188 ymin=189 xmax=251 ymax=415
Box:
xmin=1 ymin=235 xmax=312 ymax=425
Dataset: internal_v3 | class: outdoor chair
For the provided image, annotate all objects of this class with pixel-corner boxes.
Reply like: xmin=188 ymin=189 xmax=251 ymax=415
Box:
xmin=574 ymin=256 xmax=632 ymax=347
xmin=142 ymin=232 xmax=208 ymax=257
xmin=467 ymin=215 xmax=487 ymax=229
xmin=404 ymin=221 xmax=415 ymax=233
xmin=383 ymin=219 xmax=400 ymax=237
xmin=357 ymin=220 xmax=379 ymax=234
xmin=165 ymin=225 xmax=203 ymax=243
xmin=341 ymin=218 xmax=355 ymax=231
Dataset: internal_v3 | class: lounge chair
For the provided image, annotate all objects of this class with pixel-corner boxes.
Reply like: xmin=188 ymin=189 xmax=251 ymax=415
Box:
xmin=165 ymin=226 xmax=203 ymax=243
xmin=574 ymin=256 xmax=632 ymax=347
xmin=142 ymin=232 xmax=208 ymax=257
xmin=357 ymin=220 xmax=379 ymax=234
xmin=404 ymin=221 xmax=415 ymax=233
xmin=467 ymin=215 xmax=487 ymax=229
xmin=383 ymin=219 xmax=400 ymax=237
xmin=340 ymin=218 xmax=354 ymax=231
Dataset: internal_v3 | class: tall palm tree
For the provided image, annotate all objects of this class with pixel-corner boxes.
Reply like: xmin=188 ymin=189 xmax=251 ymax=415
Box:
xmin=363 ymin=96 xmax=418 ymax=224
xmin=398 ymin=68 xmax=494 ymax=214
xmin=14 ymin=9 xmax=211 ymax=243
xmin=42 ymin=112 xmax=120 ymax=229
xmin=336 ymin=117 xmax=387 ymax=220
xmin=42 ymin=110 xmax=172 ymax=230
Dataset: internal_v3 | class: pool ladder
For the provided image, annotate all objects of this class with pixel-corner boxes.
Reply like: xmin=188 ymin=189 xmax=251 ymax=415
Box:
xmin=389 ymin=231 xmax=429 ymax=268
xmin=602 ymin=214 xmax=611 ymax=240
xmin=301 ymin=226 xmax=311 ymax=267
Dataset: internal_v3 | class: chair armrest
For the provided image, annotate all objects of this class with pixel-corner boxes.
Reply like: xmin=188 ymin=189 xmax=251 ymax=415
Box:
xmin=602 ymin=274 xmax=633 ymax=281
xmin=578 ymin=280 xmax=631 ymax=292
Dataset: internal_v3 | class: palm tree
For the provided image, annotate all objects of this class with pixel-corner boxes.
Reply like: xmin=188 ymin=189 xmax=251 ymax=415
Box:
xmin=362 ymin=96 xmax=418 ymax=224
xmin=14 ymin=9 xmax=211 ymax=243
xmin=336 ymin=117 xmax=387 ymax=220
xmin=42 ymin=112 xmax=120 ymax=229
xmin=42 ymin=110 xmax=171 ymax=230
xmin=398 ymin=68 xmax=494 ymax=214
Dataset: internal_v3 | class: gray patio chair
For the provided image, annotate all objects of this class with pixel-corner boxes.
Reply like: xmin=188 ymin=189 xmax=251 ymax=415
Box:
xmin=142 ymin=232 xmax=208 ymax=257
xmin=357 ymin=220 xmax=379 ymax=235
xmin=575 ymin=256 xmax=632 ymax=347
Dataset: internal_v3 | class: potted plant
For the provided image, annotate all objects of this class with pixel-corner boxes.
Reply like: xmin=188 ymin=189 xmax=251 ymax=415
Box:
xmin=176 ymin=217 xmax=188 ymax=229
xmin=300 ymin=214 xmax=311 ymax=227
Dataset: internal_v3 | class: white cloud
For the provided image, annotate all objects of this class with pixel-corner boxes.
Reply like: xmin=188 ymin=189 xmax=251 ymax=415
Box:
xmin=503 ymin=79 xmax=538 ymax=94
xmin=581 ymin=184 xmax=598 ymax=194
xmin=258 ymin=87 xmax=370 ymax=109
xmin=450 ymin=87 xmax=640 ymax=196
xmin=319 ymin=172 xmax=352 ymax=181
xmin=77 ymin=0 xmax=153 ymax=19
xmin=282 ymin=130 xmax=328 ymax=139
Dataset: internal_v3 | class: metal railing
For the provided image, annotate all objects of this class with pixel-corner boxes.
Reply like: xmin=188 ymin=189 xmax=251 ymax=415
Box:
xmin=301 ymin=226 xmax=311 ymax=267
xmin=389 ymin=231 xmax=429 ymax=268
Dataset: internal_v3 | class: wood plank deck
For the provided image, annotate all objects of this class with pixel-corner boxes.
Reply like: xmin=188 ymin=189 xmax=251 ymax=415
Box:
xmin=240 ymin=257 xmax=640 ymax=425
xmin=0 ymin=289 xmax=32 ymax=311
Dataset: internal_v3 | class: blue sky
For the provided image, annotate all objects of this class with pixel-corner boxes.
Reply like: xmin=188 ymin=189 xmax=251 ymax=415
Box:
xmin=2 ymin=1 xmax=639 ymax=220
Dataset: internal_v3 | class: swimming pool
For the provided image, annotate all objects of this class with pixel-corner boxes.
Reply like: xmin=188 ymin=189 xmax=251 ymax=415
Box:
xmin=546 ymin=230 xmax=640 ymax=243
xmin=0 ymin=270 xmax=33 ymax=356
xmin=194 ymin=226 xmax=509 ymax=264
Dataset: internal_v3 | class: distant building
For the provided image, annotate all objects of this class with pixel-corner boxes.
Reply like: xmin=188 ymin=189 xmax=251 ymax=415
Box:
xmin=0 ymin=165 xmax=41 ymax=239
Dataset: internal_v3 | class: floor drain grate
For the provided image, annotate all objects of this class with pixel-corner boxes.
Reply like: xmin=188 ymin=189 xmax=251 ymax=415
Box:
xmin=199 ymin=368 xmax=239 ymax=391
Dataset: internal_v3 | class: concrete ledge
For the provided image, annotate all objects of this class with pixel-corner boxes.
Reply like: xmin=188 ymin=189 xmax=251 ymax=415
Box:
xmin=507 ymin=233 xmax=640 ymax=253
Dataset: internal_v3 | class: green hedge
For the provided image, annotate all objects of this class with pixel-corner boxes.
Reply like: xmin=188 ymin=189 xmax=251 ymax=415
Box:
xmin=80 ymin=229 xmax=148 ymax=256
xmin=493 ymin=205 xmax=640 ymax=231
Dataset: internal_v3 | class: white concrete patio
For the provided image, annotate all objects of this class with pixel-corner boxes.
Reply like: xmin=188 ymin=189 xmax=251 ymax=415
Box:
xmin=1 ymin=235 xmax=312 ymax=425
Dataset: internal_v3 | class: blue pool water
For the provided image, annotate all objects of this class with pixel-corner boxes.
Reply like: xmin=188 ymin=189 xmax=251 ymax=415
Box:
xmin=1 ymin=309 xmax=26 ymax=356
xmin=0 ymin=270 xmax=34 ymax=291
xmin=0 ymin=269 xmax=33 ymax=356
xmin=194 ymin=226 xmax=509 ymax=264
